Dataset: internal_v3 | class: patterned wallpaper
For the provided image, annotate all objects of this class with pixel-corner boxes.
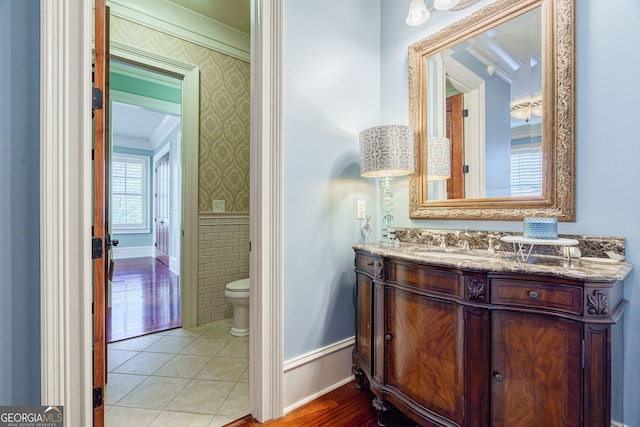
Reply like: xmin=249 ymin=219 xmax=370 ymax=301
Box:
xmin=110 ymin=16 xmax=251 ymax=212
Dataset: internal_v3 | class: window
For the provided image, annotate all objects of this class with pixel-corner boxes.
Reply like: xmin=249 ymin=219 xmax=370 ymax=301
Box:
xmin=112 ymin=153 xmax=149 ymax=232
xmin=510 ymin=142 xmax=542 ymax=197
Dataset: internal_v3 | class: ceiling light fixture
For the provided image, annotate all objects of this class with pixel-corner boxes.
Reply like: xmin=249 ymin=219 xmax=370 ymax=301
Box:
xmin=510 ymin=95 xmax=542 ymax=122
xmin=433 ymin=0 xmax=461 ymax=10
xmin=406 ymin=0 xmax=461 ymax=26
xmin=406 ymin=0 xmax=430 ymax=26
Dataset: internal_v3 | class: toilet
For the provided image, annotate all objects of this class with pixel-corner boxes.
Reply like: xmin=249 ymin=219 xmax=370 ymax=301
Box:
xmin=225 ymin=278 xmax=250 ymax=337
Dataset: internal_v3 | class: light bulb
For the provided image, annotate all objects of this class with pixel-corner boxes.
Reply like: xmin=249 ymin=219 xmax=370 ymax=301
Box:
xmin=406 ymin=0 xmax=430 ymax=26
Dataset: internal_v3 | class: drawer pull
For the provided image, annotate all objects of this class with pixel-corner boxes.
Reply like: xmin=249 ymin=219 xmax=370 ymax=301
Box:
xmin=528 ymin=290 xmax=539 ymax=299
xmin=493 ymin=371 xmax=504 ymax=382
xmin=385 ymin=334 xmax=393 ymax=341
xmin=367 ymin=261 xmax=374 ymax=266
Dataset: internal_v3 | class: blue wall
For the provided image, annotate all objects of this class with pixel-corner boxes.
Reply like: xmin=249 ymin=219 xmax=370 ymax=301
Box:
xmin=381 ymin=0 xmax=640 ymax=424
xmin=283 ymin=0 xmax=381 ymax=360
xmin=0 ymin=0 xmax=41 ymax=405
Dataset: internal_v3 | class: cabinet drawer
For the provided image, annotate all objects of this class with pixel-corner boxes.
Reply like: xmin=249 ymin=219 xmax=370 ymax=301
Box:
xmin=355 ymin=253 xmax=382 ymax=278
xmin=491 ymin=279 xmax=582 ymax=314
xmin=386 ymin=261 xmax=461 ymax=297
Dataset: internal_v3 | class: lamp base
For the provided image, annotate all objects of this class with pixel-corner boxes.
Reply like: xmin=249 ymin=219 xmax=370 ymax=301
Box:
xmin=381 ymin=176 xmax=399 ymax=247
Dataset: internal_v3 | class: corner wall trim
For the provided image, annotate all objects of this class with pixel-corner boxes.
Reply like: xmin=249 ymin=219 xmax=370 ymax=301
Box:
xmin=40 ymin=0 xmax=93 ymax=424
xmin=249 ymin=0 xmax=284 ymax=421
xmin=283 ymin=337 xmax=355 ymax=414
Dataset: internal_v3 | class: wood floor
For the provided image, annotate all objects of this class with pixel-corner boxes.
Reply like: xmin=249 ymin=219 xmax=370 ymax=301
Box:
xmin=225 ymin=382 xmax=418 ymax=427
xmin=107 ymin=257 xmax=181 ymax=343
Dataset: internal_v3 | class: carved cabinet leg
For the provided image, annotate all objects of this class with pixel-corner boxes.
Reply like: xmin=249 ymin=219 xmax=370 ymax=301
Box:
xmin=372 ymin=397 xmax=393 ymax=427
xmin=352 ymin=366 xmax=365 ymax=391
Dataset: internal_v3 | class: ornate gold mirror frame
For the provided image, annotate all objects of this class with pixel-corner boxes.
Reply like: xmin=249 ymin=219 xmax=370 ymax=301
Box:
xmin=408 ymin=0 xmax=575 ymax=221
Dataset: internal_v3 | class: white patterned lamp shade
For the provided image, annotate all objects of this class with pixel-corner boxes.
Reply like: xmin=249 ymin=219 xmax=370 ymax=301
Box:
xmin=427 ymin=136 xmax=451 ymax=181
xmin=359 ymin=125 xmax=415 ymax=247
xmin=359 ymin=125 xmax=415 ymax=177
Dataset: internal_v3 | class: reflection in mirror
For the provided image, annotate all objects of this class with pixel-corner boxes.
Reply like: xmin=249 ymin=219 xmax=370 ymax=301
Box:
xmin=409 ymin=0 xmax=576 ymax=221
xmin=427 ymin=7 xmax=542 ymax=201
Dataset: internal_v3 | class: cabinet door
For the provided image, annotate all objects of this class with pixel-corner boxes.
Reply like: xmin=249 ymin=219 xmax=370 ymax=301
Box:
xmin=354 ymin=273 xmax=373 ymax=373
xmin=492 ymin=311 xmax=583 ymax=427
xmin=385 ymin=286 xmax=464 ymax=426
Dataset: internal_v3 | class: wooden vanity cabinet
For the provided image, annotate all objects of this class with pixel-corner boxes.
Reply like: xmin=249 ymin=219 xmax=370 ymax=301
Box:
xmin=491 ymin=311 xmax=583 ymax=427
xmin=352 ymin=250 xmax=626 ymax=427
xmin=352 ymin=253 xmax=382 ymax=387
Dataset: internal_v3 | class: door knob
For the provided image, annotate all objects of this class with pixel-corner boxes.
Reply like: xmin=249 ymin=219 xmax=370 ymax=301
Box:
xmin=105 ymin=233 xmax=119 ymax=249
xmin=385 ymin=334 xmax=393 ymax=341
xmin=493 ymin=371 xmax=503 ymax=382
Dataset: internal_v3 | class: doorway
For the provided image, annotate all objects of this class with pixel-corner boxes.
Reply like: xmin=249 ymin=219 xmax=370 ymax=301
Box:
xmin=108 ymin=60 xmax=183 ymax=342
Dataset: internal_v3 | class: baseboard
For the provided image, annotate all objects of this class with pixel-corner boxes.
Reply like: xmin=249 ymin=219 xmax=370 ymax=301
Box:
xmin=113 ymin=246 xmax=154 ymax=259
xmin=169 ymin=256 xmax=179 ymax=274
xmin=611 ymin=421 xmax=628 ymax=427
xmin=283 ymin=336 xmax=355 ymax=414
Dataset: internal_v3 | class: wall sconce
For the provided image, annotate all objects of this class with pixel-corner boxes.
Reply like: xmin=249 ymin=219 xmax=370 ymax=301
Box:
xmin=359 ymin=125 xmax=415 ymax=247
xmin=406 ymin=0 xmax=462 ymax=26
xmin=510 ymin=95 xmax=542 ymax=122
xmin=427 ymin=136 xmax=451 ymax=181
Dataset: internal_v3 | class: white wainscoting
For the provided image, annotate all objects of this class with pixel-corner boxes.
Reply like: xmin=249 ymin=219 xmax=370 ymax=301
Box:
xmin=282 ymin=337 xmax=355 ymax=414
xmin=113 ymin=246 xmax=154 ymax=259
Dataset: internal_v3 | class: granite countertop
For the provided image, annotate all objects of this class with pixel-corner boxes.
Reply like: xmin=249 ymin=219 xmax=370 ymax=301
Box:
xmin=353 ymin=242 xmax=633 ymax=282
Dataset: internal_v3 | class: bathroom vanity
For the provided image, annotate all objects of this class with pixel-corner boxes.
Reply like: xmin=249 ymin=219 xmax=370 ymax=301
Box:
xmin=352 ymin=243 xmax=632 ymax=427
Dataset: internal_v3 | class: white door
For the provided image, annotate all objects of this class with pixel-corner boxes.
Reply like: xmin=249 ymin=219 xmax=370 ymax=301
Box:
xmin=155 ymin=152 xmax=170 ymax=266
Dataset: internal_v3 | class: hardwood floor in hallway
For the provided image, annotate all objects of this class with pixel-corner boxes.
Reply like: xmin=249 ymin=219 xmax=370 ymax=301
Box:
xmin=108 ymin=257 xmax=181 ymax=342
xmin=226 ymin=382 xmax=418 ymax=427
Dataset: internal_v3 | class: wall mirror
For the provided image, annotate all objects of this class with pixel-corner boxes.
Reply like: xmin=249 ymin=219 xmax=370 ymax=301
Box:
xmin=408 ymin=0 xmax=575 ymax=221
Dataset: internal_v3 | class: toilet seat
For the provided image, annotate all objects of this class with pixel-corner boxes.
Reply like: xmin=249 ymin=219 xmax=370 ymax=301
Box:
xmin=226 ymin=278 xmax=249 ymax=292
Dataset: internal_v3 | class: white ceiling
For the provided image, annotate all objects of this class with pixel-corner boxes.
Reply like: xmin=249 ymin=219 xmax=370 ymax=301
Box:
xmin=112 ymin=102 xmax=180 ymax=151
xmin=167 ymin=0 xmax=251 ymax=33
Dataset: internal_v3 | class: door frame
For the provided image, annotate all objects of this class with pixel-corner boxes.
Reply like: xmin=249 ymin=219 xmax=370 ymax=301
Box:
xmin=110 ymin=41 xmax=199 ymax=328
xmin=443 ymin=56 xmax=486 ymax=199
xmin=40 ymin=0 xmax=284 ymax=423
xmin=40 ymin=1 xmax=93 ymax=424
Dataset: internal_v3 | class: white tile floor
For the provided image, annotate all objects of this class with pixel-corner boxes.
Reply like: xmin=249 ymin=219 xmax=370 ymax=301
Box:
xmin=105 ymin=318 xmax=249 ymax=427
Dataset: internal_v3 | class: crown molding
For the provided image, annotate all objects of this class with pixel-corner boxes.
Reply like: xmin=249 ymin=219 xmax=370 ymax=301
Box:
xmin=107 ymin=0 xmax=250 ymax=62
xmin=111 ymin=60 xmax=182 ymax=89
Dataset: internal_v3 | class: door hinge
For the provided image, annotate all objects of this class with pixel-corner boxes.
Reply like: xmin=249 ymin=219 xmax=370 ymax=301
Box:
xmin=462 ymin=109 xmax=469 ymax=118
xmin=92 ymin=88 xmax=103 ymax=110
xmin=93 ymin=387 xmax=103 ymax=409
xmin=463 ymin=165 xmax=470 ymax=174
xmin=249 ymin=241 xmax=252 ymax=252
xmin=92 ymin=237 xmax=103 ymax=260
